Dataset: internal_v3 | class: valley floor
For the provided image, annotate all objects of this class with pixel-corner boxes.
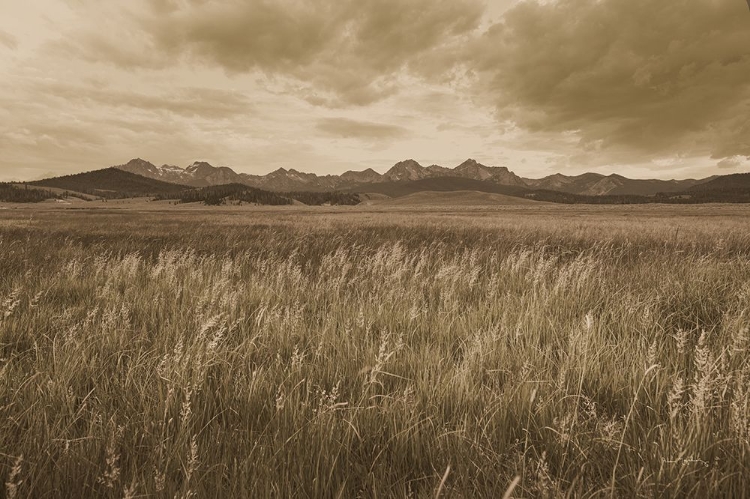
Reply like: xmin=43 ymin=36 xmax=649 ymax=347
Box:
xmin=1 ymin=204 xmax=749 ymax=497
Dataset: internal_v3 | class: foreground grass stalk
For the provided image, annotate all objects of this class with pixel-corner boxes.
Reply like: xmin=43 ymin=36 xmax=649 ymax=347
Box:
xmin=610 ymin=364 xmax=659 ymax=498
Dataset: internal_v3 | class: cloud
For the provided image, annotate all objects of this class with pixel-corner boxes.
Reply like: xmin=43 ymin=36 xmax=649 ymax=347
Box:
xmin=59 ymin=0 xmax=484 ymax=106
xmin=717 ymin=156 xmax=747 ymax=169
xmin=0 ymin=29 xmax=18 ymax=50
xmin=36 ymin=81 xmax=254 ymax=119
xmin=466 ymin=0 xmax=750 ymax=162
xmin=316 ymin=118 xmax=410 ymax=140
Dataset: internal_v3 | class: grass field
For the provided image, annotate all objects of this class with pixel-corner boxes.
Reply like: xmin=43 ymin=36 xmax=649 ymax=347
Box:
xmin=1 ymin=204 xmax=749 ymax=497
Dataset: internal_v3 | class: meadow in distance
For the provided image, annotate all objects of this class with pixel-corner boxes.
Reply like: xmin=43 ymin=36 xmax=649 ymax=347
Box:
xmin=0 ymin=203 xmax=749 ymax=498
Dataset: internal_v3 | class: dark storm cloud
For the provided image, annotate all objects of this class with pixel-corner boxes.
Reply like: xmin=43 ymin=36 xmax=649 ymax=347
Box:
xmin=64 ymin=0 xmax=484 ymax=106
xmin=316 ymin=118 xmax=410 ymax=140
xmin=467 ymin=0 xmax=750 ymax=160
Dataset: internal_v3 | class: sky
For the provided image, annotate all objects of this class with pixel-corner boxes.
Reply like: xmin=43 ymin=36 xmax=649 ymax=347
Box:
xmin=1 ymin=0 xmax=749 ymax=181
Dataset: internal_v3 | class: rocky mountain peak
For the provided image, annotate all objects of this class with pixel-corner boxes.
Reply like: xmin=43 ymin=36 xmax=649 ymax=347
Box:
xmin=458 ymin=158 xmax=480 ymax=168
xmin=126 ymin=158 xmax=155 ymax=168
xmin=341 ymin=168 xmax=383 ymax=183
xmin=454 ymin=159 xmax=493 ymax=180
xmin=395 ymin=159 xmax=421 ymax=168
xmin=384 ymin=159 xmax=426 ymax=181
xmin=187 ymin=161 xmax=214 ymax=170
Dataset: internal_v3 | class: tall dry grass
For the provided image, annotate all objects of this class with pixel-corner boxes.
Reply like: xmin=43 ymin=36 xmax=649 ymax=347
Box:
xmin=0 ymin=207 xmax=749 ymax=497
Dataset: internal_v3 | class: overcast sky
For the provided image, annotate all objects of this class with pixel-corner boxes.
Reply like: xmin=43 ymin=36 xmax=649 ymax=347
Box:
xmin=1 ymin=0 xmax=749 ymax=181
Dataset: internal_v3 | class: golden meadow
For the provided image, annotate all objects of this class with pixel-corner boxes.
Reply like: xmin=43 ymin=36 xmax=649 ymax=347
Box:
xmin=1 ymin=204 xmax=749 ymax=497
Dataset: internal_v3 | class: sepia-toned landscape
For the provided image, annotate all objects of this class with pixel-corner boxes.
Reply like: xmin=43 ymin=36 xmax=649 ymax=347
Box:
xmin=3 ymin=0 xmax=750 ymax=497
xmin=1 ymin=203 xmax=749 ymax=497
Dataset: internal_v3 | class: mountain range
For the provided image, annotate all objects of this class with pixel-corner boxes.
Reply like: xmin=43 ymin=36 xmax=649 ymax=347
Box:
xmin=13 ymin=157 xmax=750 ymax=205
xmin=114 ymin=158 xmax=711 ymax=197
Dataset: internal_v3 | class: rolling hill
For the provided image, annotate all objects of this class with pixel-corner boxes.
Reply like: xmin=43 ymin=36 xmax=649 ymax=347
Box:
xmin=377 ymin=190 xmax=542 ymax=206
xmin=346 ymin=177 xmax=613 ymax=204
xmin=348 ymin=177 xmax=529 ymax=198
xmin=0 ymin=183 xmax=61 ymax=203
xmin=687 ymin=173 xmax=750 ymax=192
xmin=158 ymin=183 xmax=362 ymax=206
xmin=31 ymin=168 xmax=189 ymax=198
xmin=160 ymin=183 xmax=293 ymax=206
xmin=644 ymin=174 xmax=750 ymax=203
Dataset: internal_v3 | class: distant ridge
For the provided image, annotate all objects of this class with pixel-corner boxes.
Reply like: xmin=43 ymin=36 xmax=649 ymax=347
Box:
xmin=688 ymin=173 xmax=750 ymax=192
xmin=524 ymin=172 xmax=709 ymax=196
